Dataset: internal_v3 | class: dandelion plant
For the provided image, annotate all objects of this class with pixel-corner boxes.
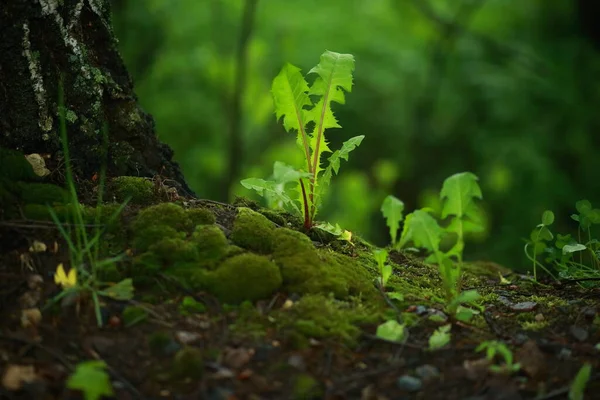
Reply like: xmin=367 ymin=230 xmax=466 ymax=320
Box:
xmin=242 ymin=50 xmax=364 ymax=230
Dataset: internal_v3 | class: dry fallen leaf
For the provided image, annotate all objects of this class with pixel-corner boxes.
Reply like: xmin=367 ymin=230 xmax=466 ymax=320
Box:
xmin=21 ymin=308 xmax=42 ymax=329
xmin=25 ymin=153 xmax=51 ymax=177
xmin=221 ymin=347 xmax=255 ymax=369
xmin=28 ymin=240 xmax=47 ymax=253
xmin=19 ymin=253 xmax=35 ymax=271
xmin=1 ymin=364 xmax=37 ymax=391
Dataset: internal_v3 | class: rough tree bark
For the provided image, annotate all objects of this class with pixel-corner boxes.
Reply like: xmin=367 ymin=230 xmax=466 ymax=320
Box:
xmin=0 ymin=0 xmax=193 ymax=194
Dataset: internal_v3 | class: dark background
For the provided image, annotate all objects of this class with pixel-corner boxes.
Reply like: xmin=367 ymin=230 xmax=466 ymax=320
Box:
xmin=110 ymin=0 xmax=600 ymax=270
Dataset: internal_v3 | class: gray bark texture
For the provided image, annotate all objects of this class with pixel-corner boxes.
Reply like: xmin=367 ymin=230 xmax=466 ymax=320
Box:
xmin=0 ymin=0 xmax=193 ymax=194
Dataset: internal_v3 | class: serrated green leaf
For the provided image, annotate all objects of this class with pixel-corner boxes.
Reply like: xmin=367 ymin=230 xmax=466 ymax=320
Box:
xmin=440 ymin=172 xmax=482 ymax=219
xmin=271 ymin=63 xmax=312 ymax=138
xmin=373 ymin=248 xmax=388 ymax=267
xmin=272 ymin=161 xmax=312 ymax=183
xmin=381 ymin=195 xmax=405 ymax=246
xmin=240 ymin=177 xmax=300 ymax=214
xmin=397 ymin=210 xmax=444 ymax=254
xmin=376 ymin=320 xmax=407 ymax=343
xmin=67 ymin=361 xmax=114 ymax=400
xmin=306 ymin=51 xmax=355 ymax=199
xmin=321 ymin=135 xmax=364 ymax=189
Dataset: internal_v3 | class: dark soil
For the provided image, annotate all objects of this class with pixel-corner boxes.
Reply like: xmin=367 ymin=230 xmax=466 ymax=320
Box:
xmin=1 ymin=193 xmax=599 ymax=400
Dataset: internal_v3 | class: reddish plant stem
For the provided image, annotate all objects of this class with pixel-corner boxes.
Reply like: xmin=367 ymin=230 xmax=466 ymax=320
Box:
xmin=299 ymin=178 xmax=311 ymax=230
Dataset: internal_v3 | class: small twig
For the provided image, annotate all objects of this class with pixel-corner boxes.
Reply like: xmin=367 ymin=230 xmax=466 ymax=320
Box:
xmin=0 ymin=220 xmax=105 ymax=230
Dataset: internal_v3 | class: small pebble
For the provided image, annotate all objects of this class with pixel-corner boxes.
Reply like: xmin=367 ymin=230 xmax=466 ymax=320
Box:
xmin=415 ymin=305 xmax=428 ymax=316
xmin=415 ymin=364 xmax=440 ymax=381
xmin=396 ymin=375 xmax=422 ymax=392
xmin=582 ymin=307 xmax=597 ymax=319
xmin=570 ymin=326 xmax=589 ymax=342
xmin=557 ymin=348 xmax=572 ymax=360
xmin=287 ymin=354 xmax=305 ymax=370
xmin=514 ymin=333 xmax=529 ymax=345
xmin=510 ymin=301 xmax=537 ymax=312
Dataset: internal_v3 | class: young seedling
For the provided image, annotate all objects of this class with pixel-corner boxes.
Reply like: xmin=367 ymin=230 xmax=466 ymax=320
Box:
xmin=571 ymin=200 xmax=600 ymax=269
xmin=374 ymin=248 xmax=392 ymax=288
xmin=428 ymin=324 xmax=451 ymax=350
xmin=383 ymin=172 xmax=484 ymax=317
xmin=475 ymin=340 xmax=521 ymax=374
xmin=381 ymin=195 xmax=404 ymax=247
xmin=242 ymin=50 xmax=364 ymax=231
xmin=524 ymin=210 xmax=555 ymax=281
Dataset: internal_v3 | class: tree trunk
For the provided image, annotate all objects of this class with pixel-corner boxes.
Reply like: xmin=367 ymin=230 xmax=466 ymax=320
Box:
xmin=0 ymin=0 xmax=193 ymax=195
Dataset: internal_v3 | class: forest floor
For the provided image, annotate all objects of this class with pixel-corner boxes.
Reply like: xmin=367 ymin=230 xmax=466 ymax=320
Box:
xmin=0 ymin=190 xmax=599 ymax=400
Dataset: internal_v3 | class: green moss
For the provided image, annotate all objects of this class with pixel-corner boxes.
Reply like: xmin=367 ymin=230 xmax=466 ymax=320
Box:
xmin=271 ymin=228 xmax=377 ymax=300
xmin=228 ymin=301 xmax=269 ymax=341
xmin=190 ymin=225 xmax=229 ymax=268
xmin=170 ymin=347 xmax=204 ymax=380
xmin=292 ymin=374 xmax=323 ymax=400
xmin=275 ymin=294 xmax=379 ymax=346
xmin=110 ymin=176 xmax=154 ymax=205
xmin=133 ymin=203 xmax=192 ymax=233
xmin=17 ymin=182 xmax=68 ymax=204
xmin=133 ymin=225 xmax=185 ymax=253
xmin=187 ymin=207 xmax=216 ymax=225
xmin=522 ymin=320 xmax=549 ymax=331
xmin=210 ymin=253 xmax=282 ymax=304
xmin=259 ymin=209 xmax=287 ymax=226
xmin=230 ymin=207 xmax=275 ymax=254
xmin=148 ymin=238 xmax=200 ymax=265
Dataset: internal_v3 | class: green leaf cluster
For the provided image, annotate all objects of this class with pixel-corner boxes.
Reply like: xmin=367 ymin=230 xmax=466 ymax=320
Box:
xmin=525 ymin=200 xmax=600 ymax=283
xmin=381 ymin=172 xmax=484 ymax=315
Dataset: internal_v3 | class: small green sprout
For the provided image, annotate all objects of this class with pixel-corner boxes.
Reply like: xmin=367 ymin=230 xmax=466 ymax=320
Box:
xmin=475 ymin=340 xmax=521 ymax=374
xmin=66 ymin=360 xmax=114 ymax=400
xmin=373 ymin=249 xmax=391 ymax=288
xmin=428 ymin=324 xmax=451 ymax=350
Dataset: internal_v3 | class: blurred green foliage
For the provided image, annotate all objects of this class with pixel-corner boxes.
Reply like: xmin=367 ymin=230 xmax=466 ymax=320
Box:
xmin=111 ymin=0 xmax=600 ymax=270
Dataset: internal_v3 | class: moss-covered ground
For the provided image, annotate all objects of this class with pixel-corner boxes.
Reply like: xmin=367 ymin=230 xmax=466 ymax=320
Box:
xmin=0 ymin=148 xmax=599 ymax=399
